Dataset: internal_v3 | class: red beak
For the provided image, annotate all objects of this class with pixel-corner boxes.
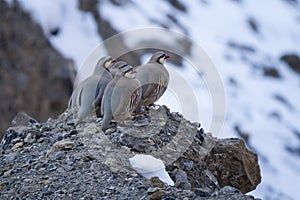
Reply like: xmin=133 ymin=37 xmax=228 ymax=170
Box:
xmin=131 ymin=70 xmax=137 ymax=74
xmin=165 ymin=55 xmax=171 ymax=59
xmin=112 ymin=59 xmax=117 ymax=63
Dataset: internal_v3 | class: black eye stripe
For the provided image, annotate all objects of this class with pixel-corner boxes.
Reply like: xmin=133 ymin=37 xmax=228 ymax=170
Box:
xmin=158 ymin=54 xmax=166 ymax=60
xmin=124 ymin=68 xmax=132 ymax=74
xmin=119 ymin=65 xmax=126 ymax=69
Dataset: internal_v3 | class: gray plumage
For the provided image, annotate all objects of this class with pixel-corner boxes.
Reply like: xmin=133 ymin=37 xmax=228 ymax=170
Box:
xmin=95 ymin=61 xmax=128 ymax=116
xmin=68 ymin=56 xmax=114 ymax=119
xmin=108 ymin=61 xmax=128 ymax=77
xmin=101 ymin=65 xmax=142 ymax=130
xmin=135 ymin=51 xmax=170 ymax=112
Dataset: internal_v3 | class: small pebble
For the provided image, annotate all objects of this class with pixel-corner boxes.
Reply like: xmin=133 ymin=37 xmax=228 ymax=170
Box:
xmin=12 ymin=142 xmax=24 ymax=150
xmin=52 ymin=140 xmax=75 ymax=151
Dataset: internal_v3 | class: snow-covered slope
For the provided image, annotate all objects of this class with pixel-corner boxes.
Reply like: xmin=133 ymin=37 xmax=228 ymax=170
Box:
xmin=15 ymin=0 xmax=300 ymax=199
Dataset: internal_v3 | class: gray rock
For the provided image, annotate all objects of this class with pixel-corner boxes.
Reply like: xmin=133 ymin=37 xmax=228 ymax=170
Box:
xmin=0 ymin=105 xmax=261 ymax=199
xmin=10 ymin=112 xmax=37 ymax=127
xmin=194 ymin=187 xmax=213 ymax=197
xmin=203 ymin=138 xmax=261 ymax=193
xmin=280 ymin=53 xmax=300 ymax=75
xmin=0 ymin=1 xmax=75 ymax=140
xmin=173 ymin=169 xmax=191 ymax=190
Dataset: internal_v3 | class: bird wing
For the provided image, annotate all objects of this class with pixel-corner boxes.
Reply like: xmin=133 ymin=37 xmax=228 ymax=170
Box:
xmin=145 ymin=73 xmax=169 ymax=105
xmin=101 ymin=80 xmax=116 ymax=116
xmin=136 ymin=63 xmax=169 ymax=105
xmin=68 ymin=82 xmax=83 ymax=108
xmin=111 ymin=79 xmax=127 ymax=118
xmin=137 ymin=64 xmax=155 ymax=98
xmin=155 ymin=74 xmax=168 ymax=98
xmin=92 ymin=75 xmax=112 ymax=108
xmin=77 ymin=86 xmax=84 ymax=107
xmin=141 ymin=81 xmax=154 ymax=97
xmin=129 ymin=86 xmax=142 ymax=113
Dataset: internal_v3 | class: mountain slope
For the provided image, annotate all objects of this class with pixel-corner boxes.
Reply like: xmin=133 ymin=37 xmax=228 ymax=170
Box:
xmin=14 ymin=0 xmax=300 ymax=199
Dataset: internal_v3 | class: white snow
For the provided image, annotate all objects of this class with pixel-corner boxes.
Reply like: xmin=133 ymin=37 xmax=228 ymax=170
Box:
xmin=129 ymin=154 xmax=174 ymax=186
xmin=17 ymin=0 xmax=300 ymax=199
xmin=17 ymin=0 xmax=104 ymax=70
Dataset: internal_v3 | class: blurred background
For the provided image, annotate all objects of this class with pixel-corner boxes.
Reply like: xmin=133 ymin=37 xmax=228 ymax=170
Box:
xmin=0 ymin=0 xmax=299 ymax=199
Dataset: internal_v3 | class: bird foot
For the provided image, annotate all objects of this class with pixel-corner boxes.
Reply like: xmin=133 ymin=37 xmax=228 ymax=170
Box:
xmin=102 ymin=123 xmax=117 ymax=133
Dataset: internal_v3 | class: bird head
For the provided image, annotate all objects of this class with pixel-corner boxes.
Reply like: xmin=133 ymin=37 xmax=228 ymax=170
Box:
xmin=149 ymin=51 xmax=171 ymax=65
xmin=104 ymin=58 xmax=117 ymax=69
xmin=109 ymin=61 xmax=127 ymax=70
xmin=119 ymin=65 xmax=137 ymax=79
xmin=109 ymin=61 xmax=128 ymax=76
xmin=94 ymin=56 xmax=115 ymax=74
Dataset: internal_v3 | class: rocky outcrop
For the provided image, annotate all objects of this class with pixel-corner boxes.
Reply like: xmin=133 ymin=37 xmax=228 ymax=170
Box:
xmin=0 ymin=105 xmax=261 ymax=199
xmin=0 ymin=0 xmax=75 ymax=140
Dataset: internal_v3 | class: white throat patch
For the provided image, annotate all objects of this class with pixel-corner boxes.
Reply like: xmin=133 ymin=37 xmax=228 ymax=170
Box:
xmin=125 ymin=72 xmax=136 ymax=79
xmin=158 ymin=57 xmax=165 ymax=64
xmin=104 ymin=60 xmax=112 ymax=68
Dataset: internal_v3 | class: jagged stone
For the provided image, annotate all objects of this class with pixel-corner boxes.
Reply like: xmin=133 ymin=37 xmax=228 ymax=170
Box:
xmin=204 ymin=138 xmax=261 ymax=193
xmin=10 ymin=112 xmax=37 ymax=127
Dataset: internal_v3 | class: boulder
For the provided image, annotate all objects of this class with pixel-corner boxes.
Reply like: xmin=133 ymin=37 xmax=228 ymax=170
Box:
xmin=204 ymin=138 xmax=261 ymax=193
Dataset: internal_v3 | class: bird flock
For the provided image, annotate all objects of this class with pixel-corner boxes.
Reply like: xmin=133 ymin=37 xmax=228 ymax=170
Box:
xmin=68 ymin=51 xmax=170 ymax=130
